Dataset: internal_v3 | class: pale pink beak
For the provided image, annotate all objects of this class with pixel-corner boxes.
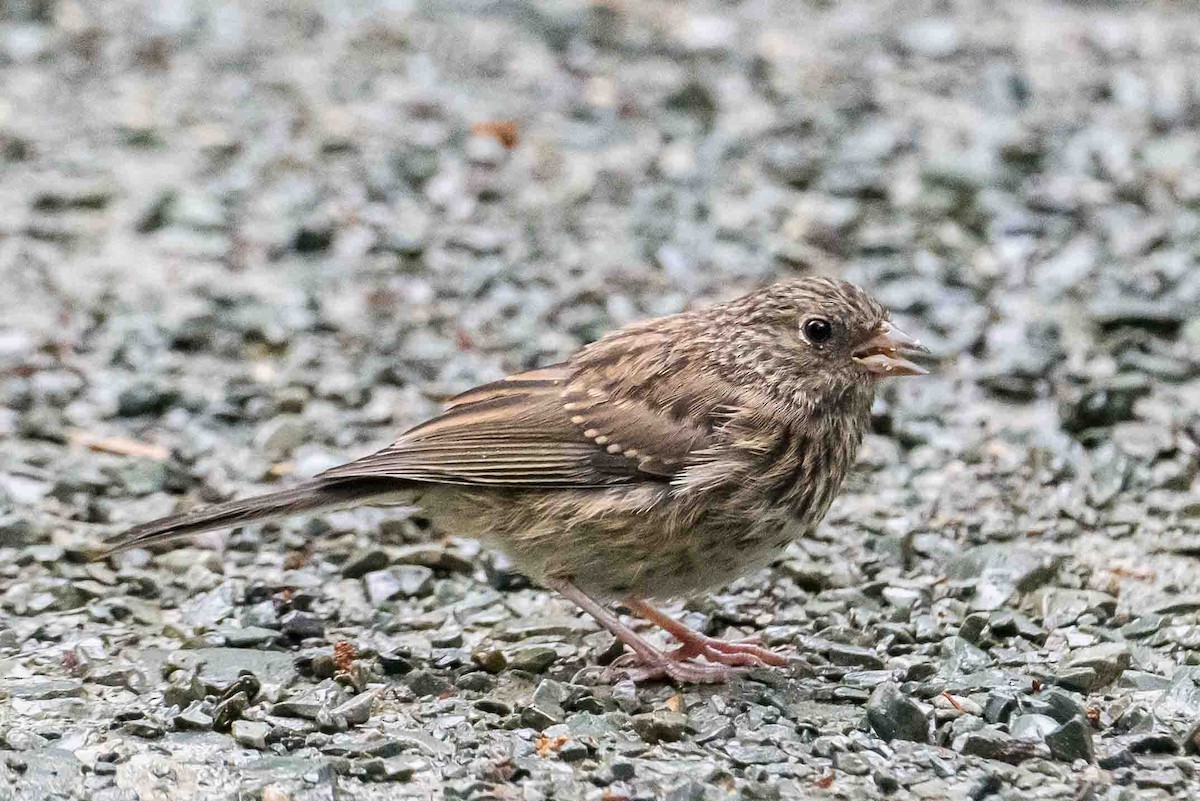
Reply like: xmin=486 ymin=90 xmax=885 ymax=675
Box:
xmin=852 ymin=321 xmax=930 ymax=377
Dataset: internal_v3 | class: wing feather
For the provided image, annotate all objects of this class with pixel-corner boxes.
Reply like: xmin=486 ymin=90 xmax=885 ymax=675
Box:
xmin=318 ymin=342 xmax=741 ymax=489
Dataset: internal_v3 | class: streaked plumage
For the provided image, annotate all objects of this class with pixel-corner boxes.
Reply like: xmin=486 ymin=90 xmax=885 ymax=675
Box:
xmin=102 ymin=277 xmax=927 ymax=682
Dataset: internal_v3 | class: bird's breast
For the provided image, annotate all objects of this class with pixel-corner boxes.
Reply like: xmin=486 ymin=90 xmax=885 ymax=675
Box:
xmin=744 ymin=399 xmax=871 ymax=528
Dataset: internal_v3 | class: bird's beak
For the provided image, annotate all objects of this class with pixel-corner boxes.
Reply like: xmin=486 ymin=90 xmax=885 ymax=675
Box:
xmin=852 ymin=321 xmax=930 ymax=377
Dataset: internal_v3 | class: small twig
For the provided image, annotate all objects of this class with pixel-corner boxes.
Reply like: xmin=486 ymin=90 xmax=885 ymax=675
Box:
xmin=67 ymin=430 xmax=170 ymax=461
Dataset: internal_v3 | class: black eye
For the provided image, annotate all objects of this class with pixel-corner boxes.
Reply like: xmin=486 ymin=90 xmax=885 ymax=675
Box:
xmin=803 ymin=318 xmax=833 ymax=344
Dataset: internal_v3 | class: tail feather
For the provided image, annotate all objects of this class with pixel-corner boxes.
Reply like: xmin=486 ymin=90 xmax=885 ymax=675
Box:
xmin=99 ymin=478 xmax=400 ymax=556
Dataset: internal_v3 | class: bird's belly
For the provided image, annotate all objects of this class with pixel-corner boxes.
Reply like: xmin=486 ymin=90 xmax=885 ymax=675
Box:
xmin=419 ymin=486 xmax=804 ymax=601
xmin=511 ymin=507 xmax=797 ymax=601
xmin=601 ymin=514 xmax=798 ymax=600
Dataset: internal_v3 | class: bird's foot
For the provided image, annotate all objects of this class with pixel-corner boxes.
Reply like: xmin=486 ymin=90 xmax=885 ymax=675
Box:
xmin=668 ymin=634 xmax=789 ymax=667
xmin=620 ymin=599 xmax=790 ymax=669
xmin=606 ymin=636 xmax=785 ymax=683
xmin=606 ymin=652 xmax=745 ymax=684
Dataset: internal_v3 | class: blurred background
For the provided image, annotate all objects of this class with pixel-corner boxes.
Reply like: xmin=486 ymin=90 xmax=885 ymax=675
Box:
xmin=3 ymin=1 xmax=1200 ymax=799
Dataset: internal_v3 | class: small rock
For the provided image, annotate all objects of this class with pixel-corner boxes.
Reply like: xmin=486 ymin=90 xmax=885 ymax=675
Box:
xmin=1054 ymin=667 xmax=1098 ymax=693
xmin=1064 ymin=643 xmax=1130 ymax=686
xmin=1035 ymin=689 xmax=1088 ymax=724
xmin=280 ymin=610 xmax=325 ymax=640
xmin=631 ymin=711 xmax=689 ymax=744
xmin=1038 ymin=588 xmax=1118 ymax=630
xmin=380 ymin=756 xmax=425 ymax=782
xmin=521 ymin=680 xmax=566 ymax=730
xmin=232 ymin=720 xmax=270 ymax=750
xmin=330 ymin=692 xmax=375 ymax=726
xmin=471 ymin=647 xmax=507 ymax=674
xmin=255 ymin=415 xmax=309 ymax=459
xmin=163 ymin=671 xmax=206 ymax=708
xmin=1010 ymin=714 xmax=1059 ymax=741
xmin=363 ymin=566 xmax=434 ymax=604
xmin=507 ymin=646 xmax=557 ymax=674
xmin=826 ymin=643 xmax=885 ymax=669
xmin=223 ymin=626 xmax=278 ymax=647
xmin=404 ymin=669 xmax=450 ymax=698
xmin=1046 ymin=716 xmax=1095 ymax=763
xmin=341 ymin=549 xmax=389 ymax=579
xmin=959 ymin=729 xmax=1045 ymax=764
xmin=123 ymin=719 xmax=165 ymax=739
xmin=867 ymin=682 xmax=931 ymax=743
xmin=832 ymin=751 xmax=871 ymax=776
xmin=273 ymin=685 xmax=344 ymax=719
xmin=117 ymin=381 xmax=179 ymax=417
xmin=174 ymin=702 xmax=214 ymax=731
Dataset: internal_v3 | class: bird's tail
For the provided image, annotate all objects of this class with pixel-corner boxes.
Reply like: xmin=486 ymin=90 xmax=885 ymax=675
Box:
xmin=97 ymin=477 xmax=404 ymax=556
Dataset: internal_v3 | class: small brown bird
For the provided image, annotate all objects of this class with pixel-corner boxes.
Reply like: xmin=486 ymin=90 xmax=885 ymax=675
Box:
xmin=102 ymin=277 xmax=928 ymax=683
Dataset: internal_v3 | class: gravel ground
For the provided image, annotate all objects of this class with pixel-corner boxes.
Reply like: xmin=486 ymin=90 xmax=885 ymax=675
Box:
xmin=4 ymin=0 xmax=1200 ymax=799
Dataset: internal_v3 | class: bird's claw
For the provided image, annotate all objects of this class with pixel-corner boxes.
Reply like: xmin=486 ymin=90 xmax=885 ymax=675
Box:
xmin=671 ymin=635 xmax=789 ymax=667
xmin=605 ymin=635 xmax=789 ymax=683
xmin=605 ymin=656 xmax=745 ymax=684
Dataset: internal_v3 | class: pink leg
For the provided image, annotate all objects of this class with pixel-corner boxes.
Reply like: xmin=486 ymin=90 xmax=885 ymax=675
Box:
xmin=548 ymin=580 xmax=742 ymax=683
xmin=625 ymin=600 xmax=789 ymax=668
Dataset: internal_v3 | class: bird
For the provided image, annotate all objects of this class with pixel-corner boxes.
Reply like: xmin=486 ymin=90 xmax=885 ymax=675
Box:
xmin=100 ymin=277 xmax=929 ymax=683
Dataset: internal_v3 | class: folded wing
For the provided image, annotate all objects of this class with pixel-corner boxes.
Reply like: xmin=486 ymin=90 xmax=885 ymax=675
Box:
xmin=318 ymin=363 xmax=717 ymax=488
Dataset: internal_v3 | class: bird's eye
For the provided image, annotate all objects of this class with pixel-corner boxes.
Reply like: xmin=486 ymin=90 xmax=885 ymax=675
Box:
xmin=802 ymin=318 xmax=833 ymax=344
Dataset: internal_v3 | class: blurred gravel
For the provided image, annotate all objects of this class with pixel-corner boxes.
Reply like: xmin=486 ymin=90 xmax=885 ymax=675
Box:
xmin=3 ymin=0 xmax=1200 ymax=799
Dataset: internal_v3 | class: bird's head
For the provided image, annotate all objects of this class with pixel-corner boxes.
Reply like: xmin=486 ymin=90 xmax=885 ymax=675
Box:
xmin=710 ymin=277 xmax=929 ymax=399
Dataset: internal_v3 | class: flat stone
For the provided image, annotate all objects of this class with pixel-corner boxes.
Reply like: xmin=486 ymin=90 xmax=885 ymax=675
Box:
xmin=189 ymin=648 xmax=297 ymax=688
xmin=279 ymin=610 xmax=325 ymax=640
xmin=1010 ymin=714 xmax=1058 ymax=741
xmin=724 ymin=743 xmax=788 ymax=766
xmin=174 ymin=702 xmax=214 ymax=731
xmin=341 ymin=548 xmax=389 ymax=578
xmin=1037 ymin=588 xmax=1118 ymax=629
xmin=232 ymin=720 xmax=270 ymax=750
xmin=363 ymin=566 xmax=435 ymax=604
xmin=1118 ymin=671 xmax=1171 ymax=691
xmin=1046 ymin=717 xmax=1095 ymax=763
xmin=959 ymin=729 xmax=1046 ymax=764
xmin=1064 ymin=643 xmax=1131 ymax=686
xmin=833 ymin=751 xmax=871 ymax=776
xmin=222 ymin=626 xmax=279 ymax=647
xmin=631 ymin=711 xmax=689 ymax=744
xmin=404 ymin=669 xmax=451 ymax=698
xmin=507 ymin=646 xmax=558 ymax=674
xmin=1034 ymin=689 xmax=1088 ymax=725
xmin=944 ymin=544 xmax=1061 ymax=598
xmin=330 ymin=691 xmax=376 ymax=726
xmin=866 ymin=682 xmax=930 ymax=743
xmin=826 ymin=643 xmax=885 ymax=669
xmin=272 ymin=684 xmax=346 ymax=719
xmin=1054 ymin=667 xmax=1098 ymax=693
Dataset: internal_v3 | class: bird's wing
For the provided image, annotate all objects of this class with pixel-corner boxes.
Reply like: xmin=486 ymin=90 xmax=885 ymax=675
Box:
xmin=317 ymin=359 xmax=721 ymax=488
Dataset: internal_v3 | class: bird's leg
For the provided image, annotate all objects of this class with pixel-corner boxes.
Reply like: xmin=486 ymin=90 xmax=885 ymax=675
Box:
xmin=624 ymin=599 xmax=789 ymax=668
xmin=547 ymin=579 xmax=742 ymax=683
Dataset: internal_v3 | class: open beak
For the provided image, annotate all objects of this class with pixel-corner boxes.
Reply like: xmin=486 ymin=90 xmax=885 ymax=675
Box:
xmin=852 ymin=321 xmax=930 ymax=377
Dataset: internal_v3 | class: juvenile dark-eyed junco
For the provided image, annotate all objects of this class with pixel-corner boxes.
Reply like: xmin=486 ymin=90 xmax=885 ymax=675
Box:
xmin=102 ymin=277 xmax=928 ymax=682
